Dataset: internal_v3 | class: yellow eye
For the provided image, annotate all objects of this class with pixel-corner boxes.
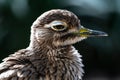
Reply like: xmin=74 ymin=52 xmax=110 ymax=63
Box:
xmin=51 ymin=25 xmax=67 ymax=31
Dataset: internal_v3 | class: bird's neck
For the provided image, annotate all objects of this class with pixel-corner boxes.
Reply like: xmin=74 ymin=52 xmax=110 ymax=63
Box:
xmin=27 ymin=38 xmax=72 ymax=56
xmin=27 ymin=39 xmax=83 ymax=79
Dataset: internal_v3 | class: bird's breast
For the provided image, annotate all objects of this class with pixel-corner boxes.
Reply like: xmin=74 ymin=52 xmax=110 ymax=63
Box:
xmin=30 ymin=46 xmax=84 ymax=80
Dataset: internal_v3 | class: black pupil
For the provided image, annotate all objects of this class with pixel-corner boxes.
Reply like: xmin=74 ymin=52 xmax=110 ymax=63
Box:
xmin=53 ymin=25 xmax=65 ymax=29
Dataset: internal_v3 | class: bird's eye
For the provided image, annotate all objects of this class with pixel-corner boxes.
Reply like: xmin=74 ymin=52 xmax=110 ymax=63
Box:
xmin=51 ymin=25 xmax=67 ymax=31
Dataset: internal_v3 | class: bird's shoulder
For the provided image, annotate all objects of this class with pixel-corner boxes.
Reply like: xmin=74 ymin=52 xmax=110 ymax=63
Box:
xmin=0 ymin=49 xmax=39 ymax=80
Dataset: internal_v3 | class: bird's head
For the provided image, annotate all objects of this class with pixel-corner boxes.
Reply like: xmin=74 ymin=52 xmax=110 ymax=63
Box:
xmin=30 ymin=9 xmax=108 ymax=48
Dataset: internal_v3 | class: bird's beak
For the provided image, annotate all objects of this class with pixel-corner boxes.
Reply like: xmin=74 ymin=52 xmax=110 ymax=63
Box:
xmin=77 ymin=26 xmax=108 ymax=37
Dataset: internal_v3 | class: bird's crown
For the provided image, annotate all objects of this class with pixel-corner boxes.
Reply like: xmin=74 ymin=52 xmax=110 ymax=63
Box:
xmin=32 ymin=9 xmax=80 ymax=29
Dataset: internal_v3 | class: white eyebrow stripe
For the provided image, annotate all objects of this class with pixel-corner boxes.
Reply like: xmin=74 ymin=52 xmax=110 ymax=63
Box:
xmin=50 ymin=21 xmax=64 ymax=26
xmin=44 ymin=20 xmax=67 ymax=28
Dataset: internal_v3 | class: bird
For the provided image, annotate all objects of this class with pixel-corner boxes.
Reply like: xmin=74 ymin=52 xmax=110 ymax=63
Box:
xmin=0 ymin=9 xmax=108 ymax=80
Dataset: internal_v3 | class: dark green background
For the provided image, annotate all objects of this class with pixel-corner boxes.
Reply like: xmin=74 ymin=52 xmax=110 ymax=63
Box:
xmin=0 ymin=0 xmax=120 ymax=80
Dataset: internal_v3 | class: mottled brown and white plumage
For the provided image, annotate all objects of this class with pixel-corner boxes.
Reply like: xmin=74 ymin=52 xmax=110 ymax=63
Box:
xmin=0 ymin=9 xmax=107 ymax=80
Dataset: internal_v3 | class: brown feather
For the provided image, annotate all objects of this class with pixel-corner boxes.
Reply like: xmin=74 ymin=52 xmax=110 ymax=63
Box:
xmin=0 ymin=9 xmax=84 ymax=80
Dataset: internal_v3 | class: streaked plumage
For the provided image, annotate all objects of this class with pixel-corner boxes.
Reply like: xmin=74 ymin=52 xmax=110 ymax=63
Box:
xmin=0 ymin=9 xmax=107 ymax=80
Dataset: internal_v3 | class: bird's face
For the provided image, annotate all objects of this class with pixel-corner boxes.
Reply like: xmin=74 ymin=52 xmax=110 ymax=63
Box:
xmin=31 ymin=9 xmax=108 ymax=47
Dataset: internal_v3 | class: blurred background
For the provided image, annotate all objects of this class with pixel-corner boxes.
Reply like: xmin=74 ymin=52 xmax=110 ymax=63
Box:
xmin=0 ymin=0 xmax=120 ymax=80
